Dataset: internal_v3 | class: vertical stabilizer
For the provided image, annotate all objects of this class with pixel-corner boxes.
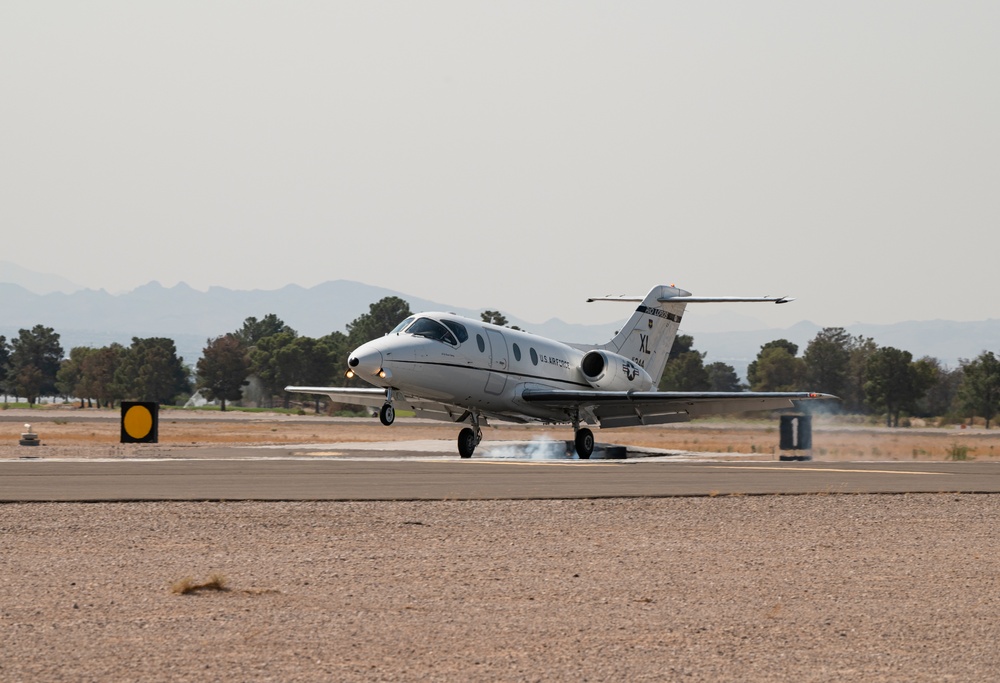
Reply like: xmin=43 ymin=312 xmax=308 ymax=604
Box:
xmin=597 ymin=285 xmax=690 ymax=386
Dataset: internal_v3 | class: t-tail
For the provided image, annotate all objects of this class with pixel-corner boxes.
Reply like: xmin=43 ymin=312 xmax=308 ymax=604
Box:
xmin=589 ymin=285 xmax=794 ymax=387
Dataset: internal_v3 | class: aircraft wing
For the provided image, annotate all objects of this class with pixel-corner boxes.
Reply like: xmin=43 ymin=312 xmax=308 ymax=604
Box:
xmin=284 ymin=386 xmax=474 ymax=423
xmin=521 ymin=389 xmax=837 ymax=428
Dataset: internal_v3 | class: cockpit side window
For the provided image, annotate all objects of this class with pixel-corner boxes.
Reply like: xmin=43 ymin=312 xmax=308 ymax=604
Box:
xmin=406 ymin=317 xmax=458 ymax=346
xmin=390 ymin=316 xmax=416 ymax=335
xmin=442 ymin=320 xmax=469 ymax=344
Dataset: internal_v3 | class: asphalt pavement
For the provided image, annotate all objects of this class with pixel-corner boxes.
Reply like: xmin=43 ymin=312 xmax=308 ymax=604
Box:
xmin=2 ymin=449 xmax=997 ymax=501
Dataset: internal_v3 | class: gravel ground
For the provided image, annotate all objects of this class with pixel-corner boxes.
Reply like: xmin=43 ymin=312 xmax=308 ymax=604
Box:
xmin=3 ymin=495 xmax=1000 ymax=682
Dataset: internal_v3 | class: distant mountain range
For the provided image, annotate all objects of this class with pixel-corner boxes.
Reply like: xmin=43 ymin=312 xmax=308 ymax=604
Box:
xmin=1 ymin=268 xmax=997 ymax=379
xmin=0 ymin=279 xmax=621 ymax=374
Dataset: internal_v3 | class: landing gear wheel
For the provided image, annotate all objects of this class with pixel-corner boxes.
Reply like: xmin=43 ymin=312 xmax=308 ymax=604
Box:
xmin=379 ymin=403 xmax=395 ymax=426
xmin=458 ymin=428 xmax=477 ymax=458
xmin=575 ymin=428 xmax=595 ymax=459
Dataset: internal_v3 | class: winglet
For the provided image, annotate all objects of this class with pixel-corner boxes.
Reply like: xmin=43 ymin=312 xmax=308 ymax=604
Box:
xmin=587 ymin=295 xmax=643 ymax=303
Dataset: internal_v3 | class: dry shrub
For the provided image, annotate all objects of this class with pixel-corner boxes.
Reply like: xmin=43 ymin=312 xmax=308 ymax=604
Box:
xmin=171 ymin=572 xmax=228 ymax=595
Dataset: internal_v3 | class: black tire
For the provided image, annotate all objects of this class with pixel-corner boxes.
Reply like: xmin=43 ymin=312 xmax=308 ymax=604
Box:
xmin=379 ymin=403 xmax=395 ymax=426
xmin=458 ymin=427 xmax=477 ymax=458
xmin=575 ymin=428 xmax=594 ymax=459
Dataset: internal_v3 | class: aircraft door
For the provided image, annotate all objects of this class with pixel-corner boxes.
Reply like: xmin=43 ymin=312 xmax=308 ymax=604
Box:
xmin=484 ymin=329 xmax=508 ymax=395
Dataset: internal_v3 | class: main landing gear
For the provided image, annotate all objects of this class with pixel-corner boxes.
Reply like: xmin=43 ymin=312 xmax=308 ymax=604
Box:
xmin=574 ymin=427 xmax=595 ymax=459
xmin=571 ymin=412 xmax=594 ymax=459
xmin=455 ymin=413 xmax=595 ymax=460
xmin=378 ymin=395 xmax=594 ymax=460
xmin=458 ymin=413 xmax=483 ymax=458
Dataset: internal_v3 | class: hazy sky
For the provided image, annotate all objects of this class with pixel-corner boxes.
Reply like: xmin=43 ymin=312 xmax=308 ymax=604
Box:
xmin=2 ymin=2 xmax=997 ymax=330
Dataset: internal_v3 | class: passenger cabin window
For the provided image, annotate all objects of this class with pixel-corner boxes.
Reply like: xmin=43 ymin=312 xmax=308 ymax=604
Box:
xmin=530 ymin=348 xmax=538 ymax=365
xmin=407 ymin=317 xmax=458 ymax=346
xmin=512 ymin=343 xmax=521 ymax=362
xmin=476 ymin=334 xmax=486 ymax=353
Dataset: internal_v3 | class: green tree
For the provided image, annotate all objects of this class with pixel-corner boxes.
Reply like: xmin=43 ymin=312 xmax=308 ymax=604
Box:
xmin=749 ymin=345 xmax=804 ymax=391
xmin=57 ymin=346 xmax=95 ymax=407
xmin=0 ymin=336 xmax=10 ymax=400
xmin=481 ymin=310 xmax=508 ymax=326
xmin=285 ymin=335 xmax=341 ymax=412
xmin=320 ymin=331 xmax=351 ymax=376
xmin=80 ymin=344 xmax=126 ymax=408
xmin=196 ymin=335 xmax=251 ymax=411
xmin=8 ymin=325 xmax=64 ymax=404
xmin=705 ymin=362 xmax=742 ymax=392
xmin=234 ymin=314 xmax=296 ymax=348
xmin=915 ymin=358 xmax=962 ymax=419
xmin=844 ymin=335 xmax=878 ymax=413
xmin=864 ymin=346 xmax=934 ymax=427
xmin=958 ymin=351 xmax=1000 ymax=428
xmin=249 ymin=331 xmax=299 ymax=408
xmin=347 ymin=297 xmax=412 ymax=348
xmin=659 ymin=350 xmax=710 ymax=391
xmin=116 ymin=337 xmax=190 ymax=405
xmin=746 ymin=339 xmax=799 ymax=389
xmin=668 ymin=334 xmax=696 ymax=362
xmin=802 ymin=327 xmax=852 ymax=399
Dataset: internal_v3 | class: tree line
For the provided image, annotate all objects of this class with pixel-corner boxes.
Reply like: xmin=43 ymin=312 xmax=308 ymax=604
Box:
xmin=2 ymin=301 xmax=999 ymax=427
xmin=660 ymin=327 xmax=1000 ymax=428
xmin=0 ymin=297 xmax=413 ymax=411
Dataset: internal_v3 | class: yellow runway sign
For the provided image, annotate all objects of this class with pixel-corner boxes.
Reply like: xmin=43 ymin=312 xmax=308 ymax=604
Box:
xmin=121 ymin=402 xmax=158 ymax=443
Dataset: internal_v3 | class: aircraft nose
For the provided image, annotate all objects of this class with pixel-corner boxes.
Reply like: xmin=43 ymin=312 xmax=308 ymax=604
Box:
xmin=348 ymin=346 xmax=384 ymax=378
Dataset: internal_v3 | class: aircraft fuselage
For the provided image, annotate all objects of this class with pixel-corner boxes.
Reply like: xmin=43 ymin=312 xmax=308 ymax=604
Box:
xmin=347 ymin=313 xmax=649 ymax=424
xmin=288 ymin=284 xmax=832 ymax=459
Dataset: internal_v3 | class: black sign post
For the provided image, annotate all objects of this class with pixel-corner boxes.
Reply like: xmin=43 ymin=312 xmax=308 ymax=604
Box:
xmin=121 ymin=402 xmax=159 ymax=443
xmin=778 ymin=414 xmax=812 ymax=461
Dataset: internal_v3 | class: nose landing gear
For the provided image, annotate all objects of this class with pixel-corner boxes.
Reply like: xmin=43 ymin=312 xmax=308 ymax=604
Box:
xmin=379 ymin=389 xmax=396 ymax=426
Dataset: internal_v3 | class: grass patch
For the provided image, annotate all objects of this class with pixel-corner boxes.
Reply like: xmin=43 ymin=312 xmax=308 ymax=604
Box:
xmin=946 ymin=444 xmax=973 ymax=461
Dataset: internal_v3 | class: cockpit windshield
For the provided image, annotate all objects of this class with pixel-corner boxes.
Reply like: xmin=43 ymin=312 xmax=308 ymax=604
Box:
xmin=442 ymin=319 xmax=469 ymax=343
xmin=405 ymin=317 xmax=459 ymax=346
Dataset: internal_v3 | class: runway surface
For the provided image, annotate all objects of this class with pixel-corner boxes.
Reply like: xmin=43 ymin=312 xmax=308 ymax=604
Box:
xmin=3 ymin=443 xmax=999 ymax=501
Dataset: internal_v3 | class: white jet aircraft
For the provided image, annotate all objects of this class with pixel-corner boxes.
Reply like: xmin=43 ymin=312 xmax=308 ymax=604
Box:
xmin=286 ymin=284 xmax=836 ymax=458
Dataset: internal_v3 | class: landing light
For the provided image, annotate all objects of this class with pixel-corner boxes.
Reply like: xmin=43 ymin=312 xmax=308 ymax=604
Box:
xmin=345 ymin=369 xmax=355 ymax=379
xmin=378 ymin=368 xmax=387 ymax=379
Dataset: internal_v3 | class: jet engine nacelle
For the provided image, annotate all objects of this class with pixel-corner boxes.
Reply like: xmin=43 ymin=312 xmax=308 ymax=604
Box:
xmin=580 ymin=350 xmax=654 ymax=391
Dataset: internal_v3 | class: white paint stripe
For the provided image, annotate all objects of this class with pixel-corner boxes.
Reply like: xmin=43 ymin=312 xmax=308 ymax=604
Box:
xmin=706 ymin=465 xmax=949 ymax=476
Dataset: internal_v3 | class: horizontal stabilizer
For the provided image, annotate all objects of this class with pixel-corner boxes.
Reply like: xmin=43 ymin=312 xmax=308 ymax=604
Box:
xmin=659 ymin=295 xmax=794 ymax=304
xmin=588 ymin=295 xmax=793 ymax=304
